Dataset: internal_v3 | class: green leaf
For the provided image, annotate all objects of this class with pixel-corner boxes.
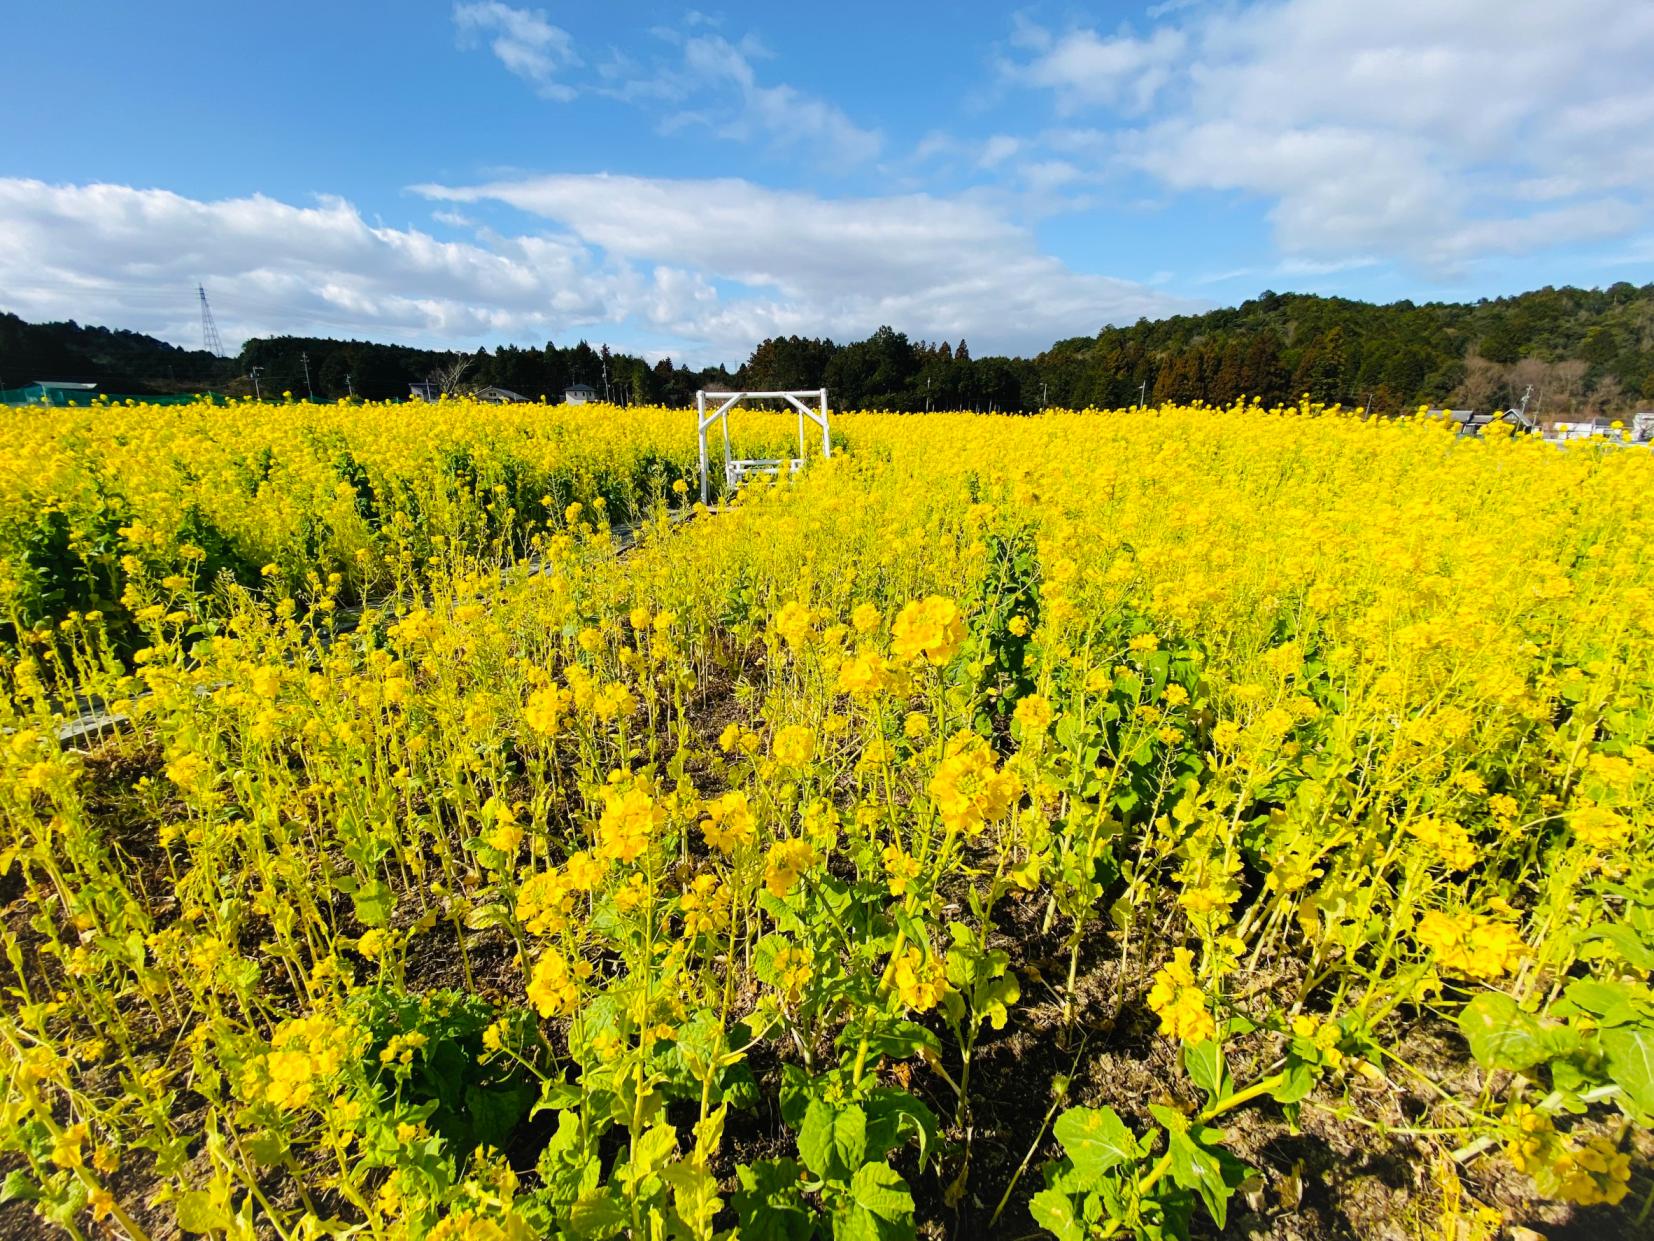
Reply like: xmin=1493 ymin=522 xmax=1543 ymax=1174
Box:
xmin=1272 ymin=1054 xmax=1317 ymax=1104
xmin=758 ymin=893 xmax=807 ymax=935
xmin=980 ymin=972 xmax=1021 ymax=1031
xmin=732 ymin=1158 xmax=816 ymax=1241
xmin=1564 ymin=978 xmax=1651 ymax=1028
xmin=1576 ymin=923 xmax=1654 ymax=973
xmin=464 ymin=1081 xmax=535 ymax=1149
xmin=797 ymin=1099 xmax=866 ymax=1182
xmin=1458 ymin=993 xmax=1566 ymax=1071
xmin=568 ymin=1187 xmax=630 ymax=1239
xmin=241 ymin=1130 xmax=288 ymax=1167
xmin=628 ymin=1123 xmax=679 ymax=1180
xmin=531 ymin=1072 xmax=583 ymax=1117
xmin=1052 ymin=1106 xmax=1139 ymax=1181
xmin=0 ymin=1171 xmax=40 ymax=1204
xmin=861 ymin=1020 xmax=941 ymax=1062
xmin=536 ymin=1111 xmax=601 ymax=1205
xmin=351 ymin=878 xmax=394 ymax=928
xmin=1163 ymin=1128 xmax=1241 ymax=1231
xmin=778 ymin=1064 xmax=814 ymax=1130
xmin=754 ymin=934 xmax=801 ymax=990
xmin=175 ymin=1190 xmax=231 ymax=1234
xmin=836 ymin=1161 xmax=915 ymax=1241
xmin=1600 ymin=1025 xmax=1654 ymax=1116
xmin=1027 ymin=1186 xmax=1085 ymax=1241
xmin=1182 ymin=1040 xmax=1232 ymax=1105
xmin=661 ymin=1162 xmax=723 ymax=1241
xmin=863 ymin=1087 xmax=940 ymax=1171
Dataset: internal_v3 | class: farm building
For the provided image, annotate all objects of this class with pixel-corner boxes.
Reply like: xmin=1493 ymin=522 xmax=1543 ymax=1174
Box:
xmin=1422 ymin=407 xmax=1530 ymax=437
xmin=564 ymin=383 xmax=597 ymax=404
xmin=0 ymin=380 xmax=100 ymax=406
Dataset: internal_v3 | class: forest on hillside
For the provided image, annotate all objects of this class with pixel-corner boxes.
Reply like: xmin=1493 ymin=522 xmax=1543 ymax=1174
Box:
xmin=4 ymin=281 xmax=1652 ymax=416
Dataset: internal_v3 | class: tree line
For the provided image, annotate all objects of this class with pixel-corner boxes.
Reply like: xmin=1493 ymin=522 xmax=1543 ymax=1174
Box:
xmin=5 ymin=281 xmax=1653 ymax=416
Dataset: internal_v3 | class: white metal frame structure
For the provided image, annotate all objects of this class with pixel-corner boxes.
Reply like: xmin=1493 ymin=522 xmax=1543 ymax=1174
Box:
xmin=696 ymin=389 xmax=831 ymax=504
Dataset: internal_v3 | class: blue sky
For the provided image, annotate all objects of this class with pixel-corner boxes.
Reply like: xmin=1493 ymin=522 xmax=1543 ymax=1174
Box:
xmin=2 ymin=1 xmax=1651 ymax=364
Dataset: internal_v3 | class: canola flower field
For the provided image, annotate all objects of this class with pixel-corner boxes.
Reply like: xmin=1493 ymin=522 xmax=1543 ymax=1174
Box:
xmin=1 ymin=398 xmax=1652 ymax=1241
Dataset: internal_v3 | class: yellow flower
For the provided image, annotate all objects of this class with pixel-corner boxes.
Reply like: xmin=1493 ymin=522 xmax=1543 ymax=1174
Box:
xmin=598 ymin=785 xmax=663 ymax=864
xmin=836 ymin=647 xmax=893 ymax=698
xmin=245 ymin=1014 xmax=362 ymax=1111
xmin=701 ymin=790 xmax=757 ymax=854
xmin=770 ymin=942 xmax=815 ymax=1001
xmin=516 ymin=871 xmax=576 ymax=936
xmin=614 ymin=873 xmax=648 ymax=912
xmin=563 ymin=850 xmax=604 ymax=891
xmin=891 ymin=596 xmax=966 ymax=665
xmin=1007 ymin=614 xmax=1031 ymax=637
xmin=1416 ymin=909 xmax=1526 ymax=979
xmin=772 ymin=724 xmax=815 ymax=768
xmin=891 ymin=947 xmax=948 ymax=1012
xmin=928 ymin=732 xmax=1023 ymax=836
xmin=773 ymin=601 xmax=814 ymax=647
xmin=1146 ymin=948 xmax=1215 ymax=1044
xmin=49 ymin=1122 xmax=88 ymax=1170
xmin=851 ymin=602 xmax=881 ymax=634
xmin=1405 ymin=816 xmax=1477 ymax=871
xmin=1571 ymin=805 xmax=1630 ymax=850
xmin=1013 ymin=694 xmax=1054 ymax=734
xmin=764 ymin=838 xmax=818 ymax=898
xmin=679 ymin=873 xmax=732 ymax=938
xmin=592 ymin=682 xmax=637 ymax=721
xmin=881 ymin=844 xmax=922 ymax=896
xmin=527 ymin=950 xmax=579 ymax=1018
xmin=524 ymin=684 xmax=568 ymax=735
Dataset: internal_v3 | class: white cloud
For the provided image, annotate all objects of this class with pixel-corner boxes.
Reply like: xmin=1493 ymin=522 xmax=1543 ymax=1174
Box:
xmin=452 ymin=7 xmax=879 ymax=166
xmin=416 ymin=172 xmax=1192 ymax=352
xmin=0 ymin=176 xmax=1190 ymax=363
xmin=672 ymin=34 xmax=881 ymax=165
xmin=1010 ymin=0 xmax=1654 ymax=271
xmin=0 ymin=179 xmax=668 ymax=352
xmin=1019 ymin=26 xmax=1185 ymax=114
xmin=453 ymin=2 xmax=581 ymax=101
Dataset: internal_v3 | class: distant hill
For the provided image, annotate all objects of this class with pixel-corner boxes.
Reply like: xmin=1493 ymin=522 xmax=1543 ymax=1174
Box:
xmin=0 ymin=311 xmax=229 ymax=394
xmin=4 ymin=281 xmax=1651 ymax=416
xmin=1032 ymin=283 xmax=1654 ymax=416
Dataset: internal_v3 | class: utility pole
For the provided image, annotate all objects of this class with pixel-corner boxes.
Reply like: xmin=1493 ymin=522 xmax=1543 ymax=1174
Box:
xmin=197 ymin=285 xmax=225 ymax=358
xmin=250 ymin=366 xmax=263 ymax=401
xmin=300 ymin=352 xmax=314 ymax=400
xmin=1040 ymin=381 xmax=1048 ymax=409
xmin=345 ymin=372 xmax=354 ymax=399
xmin=1137 ymin=380 xmax=1147 ymax=408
